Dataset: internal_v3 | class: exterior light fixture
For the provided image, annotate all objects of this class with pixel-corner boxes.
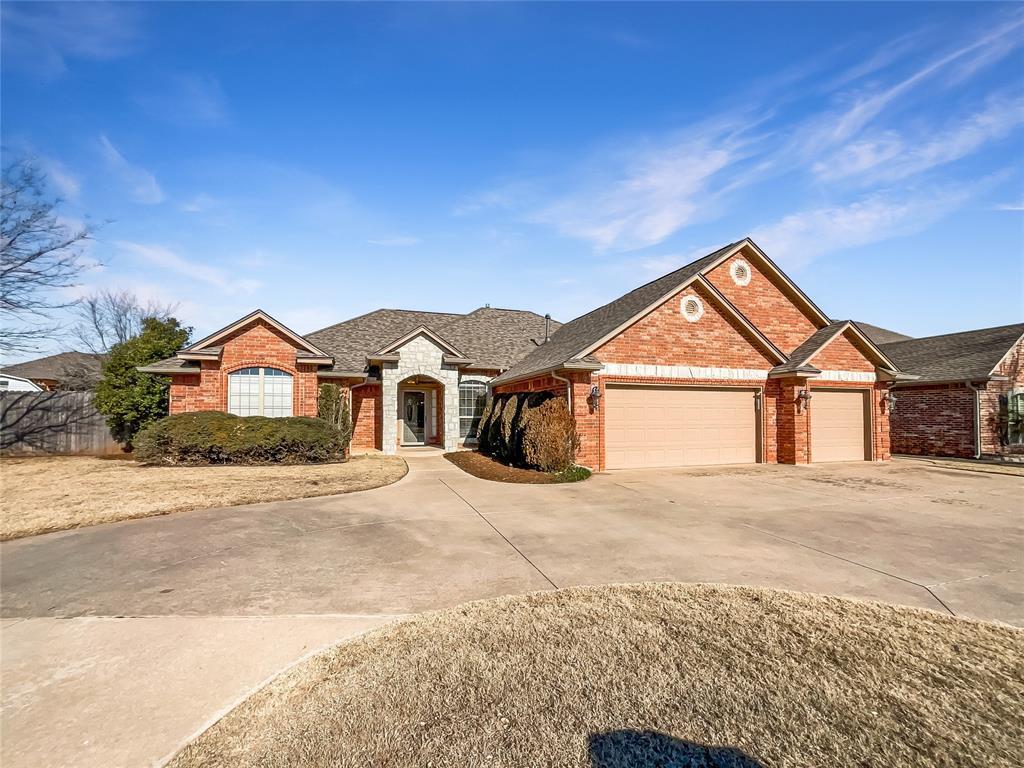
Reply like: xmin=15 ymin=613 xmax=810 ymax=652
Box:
xmin=798 ymin=389 xmax=812 ymax=411
xmin=589 ymin=385 xmax=602 ymax=409
xmin=883 ymin=392 xmax=897 ymax=412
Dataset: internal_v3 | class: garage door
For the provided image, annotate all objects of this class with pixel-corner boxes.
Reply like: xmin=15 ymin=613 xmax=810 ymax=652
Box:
xmin=812 ymin=389 xmax=868 ymax=462
xmin=605 ymin=386 xmax=758 ymax=469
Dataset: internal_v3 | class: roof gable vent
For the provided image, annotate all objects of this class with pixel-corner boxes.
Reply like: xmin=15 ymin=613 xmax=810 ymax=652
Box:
xmin=681 ymin=295 xmax=704 ymax=322
xmin=730 ymin=258 xmax=752 ymax=286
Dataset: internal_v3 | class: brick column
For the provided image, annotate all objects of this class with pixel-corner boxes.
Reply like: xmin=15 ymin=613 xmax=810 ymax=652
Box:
xmin=776 ymin=376 xmax=811 ymax=464
xmin=872 ymin=384 xmax=892 ymax=461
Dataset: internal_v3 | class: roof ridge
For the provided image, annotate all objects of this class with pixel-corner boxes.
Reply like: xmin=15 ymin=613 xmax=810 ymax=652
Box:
xmin=306 ymin=307 xmax=466 ymax=336
xmin=552 ymin=241 xmax=739 ymax=332
xmin=881 ymin=322 xmax=1024 ymax=346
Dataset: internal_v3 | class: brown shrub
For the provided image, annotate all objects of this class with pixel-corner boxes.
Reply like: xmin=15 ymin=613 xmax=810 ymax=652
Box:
xmin=520 ymin=396 xmax=579 ymax=471
xmin=475 ymin=396 xmax=496 ymax=454
xmin=485 ymin=395 xmax=510 ymax=458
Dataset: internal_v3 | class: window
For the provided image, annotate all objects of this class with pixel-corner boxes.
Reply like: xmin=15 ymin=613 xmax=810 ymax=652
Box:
xmin=228 ymin=367 xmax=293 ymax=417
xmin=459 ymin=380 xmax=488 ymax=439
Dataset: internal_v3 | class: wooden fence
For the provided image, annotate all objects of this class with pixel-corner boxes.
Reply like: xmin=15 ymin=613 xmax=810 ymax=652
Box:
xmin=0 ymin=391 xmax=122 ymax=456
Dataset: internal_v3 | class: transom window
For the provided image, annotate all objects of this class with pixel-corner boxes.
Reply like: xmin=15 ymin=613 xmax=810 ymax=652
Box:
xmin=459 ymin=380 xmax=488 ymax=439
xmin=228 ymin=367 xmax=293 ymax=418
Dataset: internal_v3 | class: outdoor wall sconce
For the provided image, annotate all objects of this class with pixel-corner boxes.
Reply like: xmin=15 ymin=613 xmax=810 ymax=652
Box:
xmin=797 ymin=388 xmax=812 ymax=412
xmin=589 ymin=385 xmax=602 ymax=409
xmin=882 ymin=392 xmax=897 ymax=412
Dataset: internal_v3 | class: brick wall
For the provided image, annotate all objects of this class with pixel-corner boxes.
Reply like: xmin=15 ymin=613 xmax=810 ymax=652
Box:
xmin=809 ymin=331 xmax=877 ymax=372
xmin=595 ymin=282 xmax=778 ymax=369
xmin=351 ymin=383 xmax=382 ymax=450
xmin=981 ymin=338 xmax=1023 ymax=455
xmin=705 ymin=253 xmax=821 ymax=354
xmin=890 ymin=384 xmax=975 ymax=458
xmin=167 ymin=320 xmax=320 ymax=417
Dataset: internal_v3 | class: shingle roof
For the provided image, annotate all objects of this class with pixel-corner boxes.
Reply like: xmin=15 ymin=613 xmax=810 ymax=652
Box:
xmin=855 ymin=322 xmax=913 ymax=345
xmin=137 ymin=357 xmax=200 ymax=374
xmin=0 ymin=351 xmax=105 ymax=382
xmin=769 ymin=321 xmax=848 ymax=375
xmin=491 ymin=242 xmax=740 ymax=385
xmin=880 ymin=323 xmax=1024 ymax=384
xmin=304 ymin=307 xmax=556 ymax=374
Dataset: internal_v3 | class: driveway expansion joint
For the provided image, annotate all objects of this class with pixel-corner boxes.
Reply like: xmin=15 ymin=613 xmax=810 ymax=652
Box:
xmin=438 ymin=478 xmax=558 ymax=590
xmin=740 ymin=524 xmax=958 ymax=617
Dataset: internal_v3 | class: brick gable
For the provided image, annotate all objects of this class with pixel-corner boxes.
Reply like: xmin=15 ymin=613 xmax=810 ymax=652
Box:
xmin=807 ymin=329 xmax=877 ymax=372
xmin=169 ymin=320 xmax=320 ymax=417
xmin=594 ymin=282 xmax=777 ymax=369
xmin=705 ymin=254 xmax=822 ymax=354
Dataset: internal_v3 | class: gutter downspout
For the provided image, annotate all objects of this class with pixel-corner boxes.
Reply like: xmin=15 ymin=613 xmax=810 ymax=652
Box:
xmin=551 ymin=370 xmax=572 ymax=410
xmin=966 ymin=382 xmax=983 ymax=459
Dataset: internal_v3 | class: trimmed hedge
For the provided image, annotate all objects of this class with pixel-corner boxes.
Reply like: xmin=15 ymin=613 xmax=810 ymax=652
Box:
xmin=477 ymin=391 xmax=579 ymax=472
xmin=134 ymin=411 xmax=344 ymax=466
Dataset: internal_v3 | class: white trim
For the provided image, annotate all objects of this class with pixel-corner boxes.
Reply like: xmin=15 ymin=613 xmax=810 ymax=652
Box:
xmin=599 ymin=362 xmax=770 ymax=381
xmin=818 ymin=370 xmax=876 ymax=382
xmin=730 ymin=257 xmax=752 ymax=286
xmin=680 ymin=294 xmax=704 ymax=322
xmin=375 ymin=325 xmax=466 ymax=357
xmin=184 ymin=309 xmax=331 ymax=358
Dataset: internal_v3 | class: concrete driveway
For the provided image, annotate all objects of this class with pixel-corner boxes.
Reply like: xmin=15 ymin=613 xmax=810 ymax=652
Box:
xmin=2 ymin=453 xmax=1021 ymax=767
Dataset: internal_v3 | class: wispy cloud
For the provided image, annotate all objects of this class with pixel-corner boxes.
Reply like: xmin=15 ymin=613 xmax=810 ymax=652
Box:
xmin=137 ymin=74 xmax=229 ymax=125
xmin=814 ymin=95 xmax=1024 ymax=183
xmin=1 ymin=2 xmax=142 ymax=77
xmin=98 ymin=135 xmax=164 ymax=205
xmin=39 ymin=156 xmax=81 ymax=202
xmin=750 ymin=185 xmax=981 ymax=269
xmin=179 ymin=193 xmax=220 ymax=214
xmin=367 ymin=235 xmax=422 ymax=247
xmin=118 ymin=241 xmax=260 ymax=294
xmin=995 ymin=202 xmax=1024 ymax=211
xmin=461 ymin=9 xmax=1024 ymax=261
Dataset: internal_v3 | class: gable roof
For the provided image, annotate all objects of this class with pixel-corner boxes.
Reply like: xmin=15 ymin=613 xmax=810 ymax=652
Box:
xmin=880 ymin=323 xmax=1024 ymax=384
xmin=492 ymin=238 xmax=829 ymax=386
xmin=373 ymin=325 xmax=467 ymax=358
xmin=185 ymin=309 xmax=332 ymax=359
xmin=855 ymin=321 xmax=913 ymax=345
xmin=769 ymin=320 xmax=900 ymax=376
xmin=305 ymin=306 xmax=557 ymax=375
xmin=0 ymin=351 xmax=105 ymax=382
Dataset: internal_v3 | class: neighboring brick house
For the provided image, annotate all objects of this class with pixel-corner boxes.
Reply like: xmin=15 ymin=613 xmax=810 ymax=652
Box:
xmin=140 ymin=238 xmax=918 ymax=469
xmin=869 ymin=324 xmax=1024 ymax=459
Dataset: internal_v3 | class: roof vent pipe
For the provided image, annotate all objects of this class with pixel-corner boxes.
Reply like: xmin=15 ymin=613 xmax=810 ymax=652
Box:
xmin=544 ymin=313 xmax=551 ymax=343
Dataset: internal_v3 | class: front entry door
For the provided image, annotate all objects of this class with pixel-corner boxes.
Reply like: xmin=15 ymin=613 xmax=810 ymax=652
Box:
xmin=402 ymin=391 xmax=426 ymax=444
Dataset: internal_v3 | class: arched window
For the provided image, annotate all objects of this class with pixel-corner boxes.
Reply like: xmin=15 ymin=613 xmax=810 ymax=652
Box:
xmin=228 ymin=367 xmax=293 ymax=417
xmin=459 ymin=380 xmax=488 ymax=439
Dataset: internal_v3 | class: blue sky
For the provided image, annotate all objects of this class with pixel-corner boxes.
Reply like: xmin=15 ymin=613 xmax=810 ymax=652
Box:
xmin=2 ymin=2 xmax=1022 ymax=361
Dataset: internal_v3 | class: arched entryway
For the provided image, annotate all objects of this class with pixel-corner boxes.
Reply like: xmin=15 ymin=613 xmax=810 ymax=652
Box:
xmin=397 ymin=374 xmax=445 ymax=447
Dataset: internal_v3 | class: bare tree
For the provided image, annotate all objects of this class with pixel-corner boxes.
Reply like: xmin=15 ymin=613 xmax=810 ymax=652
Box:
xmin=71 ymin=288 xmax=178 ymax=354
xmin=1 ymin=159 xmax=92 ymax=355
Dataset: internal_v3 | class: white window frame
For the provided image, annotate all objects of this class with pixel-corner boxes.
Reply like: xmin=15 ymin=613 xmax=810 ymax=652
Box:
xmin=459 ymin=379 xmax=489 ymax=440
xmin=228 ymin=367 xmax=294 ymax=417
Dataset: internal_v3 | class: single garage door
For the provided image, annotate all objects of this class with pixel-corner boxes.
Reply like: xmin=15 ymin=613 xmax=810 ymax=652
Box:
xmin=605 ymin=385 xmax=758 ymax=469
xmin=812 ymin=389 xmax=868 ymax=462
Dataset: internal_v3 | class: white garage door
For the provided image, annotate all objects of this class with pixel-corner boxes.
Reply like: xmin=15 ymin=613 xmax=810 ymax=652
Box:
xmin=812 ymin=389 xmax=868 ymax=462
xmin=605 ymin=386 xmax=758 ymax=469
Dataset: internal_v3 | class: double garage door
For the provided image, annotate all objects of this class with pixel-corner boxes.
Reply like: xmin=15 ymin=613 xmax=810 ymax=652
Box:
xmin=605 ymin=386 xmax=758 ymax=469
xmin=604 ymin=385 xmax=868 ymax=469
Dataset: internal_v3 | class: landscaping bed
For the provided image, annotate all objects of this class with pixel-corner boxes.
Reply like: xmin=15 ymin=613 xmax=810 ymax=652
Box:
xmin=0 ymin=454 xmax=407 ymax=540
xmin=445 ymin=450 xmax=590 ymax=483
xmin=168 ymin=583 xmax=1023 ymax=768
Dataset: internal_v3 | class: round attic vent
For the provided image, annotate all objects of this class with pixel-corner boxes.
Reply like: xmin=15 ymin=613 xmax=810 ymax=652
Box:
xmin=681 ymin=295 xmax=704 ymax=322
xmin=730 ymin=258 xmax=752 ymax=286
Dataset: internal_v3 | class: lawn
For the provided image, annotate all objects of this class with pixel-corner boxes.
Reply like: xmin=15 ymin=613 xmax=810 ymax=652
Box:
xmin=0 ymin=454 xmax=407 ymax=540
xmin=169 ymin=583 xmax=1022 ymax=768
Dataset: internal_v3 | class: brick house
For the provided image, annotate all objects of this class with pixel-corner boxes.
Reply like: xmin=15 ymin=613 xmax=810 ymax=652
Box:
xmin=871 ymin=324 xmax=1024 ymax=459
xmin=141 ymin=238 xmax=914 ymax=470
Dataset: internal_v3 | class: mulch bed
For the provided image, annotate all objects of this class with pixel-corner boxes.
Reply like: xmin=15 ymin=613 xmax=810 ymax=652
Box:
xmin=445 ymin=450 xmax=576 ymax=483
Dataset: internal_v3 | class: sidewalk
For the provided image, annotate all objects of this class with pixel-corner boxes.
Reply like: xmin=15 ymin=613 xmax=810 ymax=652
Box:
xmin=1 ymin=615 xmax=397 ymax=768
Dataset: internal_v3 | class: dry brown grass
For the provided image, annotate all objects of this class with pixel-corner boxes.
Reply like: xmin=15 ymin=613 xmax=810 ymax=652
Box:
xmin=169 ymin=583 xmax=1024 ymax=768
xmin=0 ymin=455 xmax=407 ymax=540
